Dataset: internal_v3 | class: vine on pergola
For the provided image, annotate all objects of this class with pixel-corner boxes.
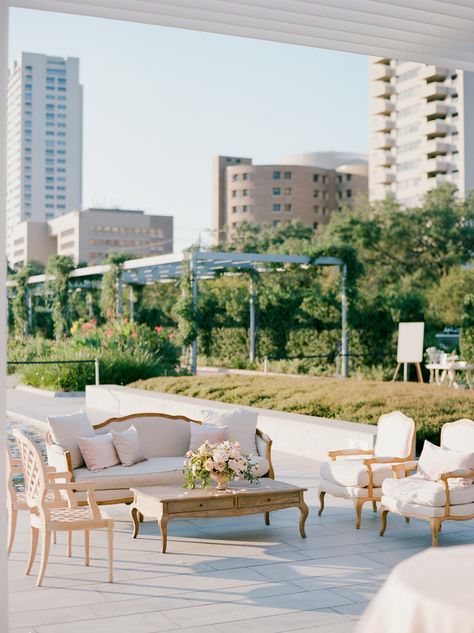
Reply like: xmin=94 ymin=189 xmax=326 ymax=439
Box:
xmin=45 ymin=255 xmax=75 ymax=340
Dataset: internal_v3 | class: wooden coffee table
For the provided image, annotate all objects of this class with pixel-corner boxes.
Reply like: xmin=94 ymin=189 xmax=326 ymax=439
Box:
xmin=130 ymin=479 xmax=309 ymax=553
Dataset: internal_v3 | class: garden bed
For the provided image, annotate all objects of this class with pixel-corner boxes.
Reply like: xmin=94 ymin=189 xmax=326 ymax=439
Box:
xmin=130 ymin=375 xmax=474 ymax=448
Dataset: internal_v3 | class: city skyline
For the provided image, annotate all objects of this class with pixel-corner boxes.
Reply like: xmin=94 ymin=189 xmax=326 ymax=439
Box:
xmin=9 ymin=8 xmax=369 ymax=253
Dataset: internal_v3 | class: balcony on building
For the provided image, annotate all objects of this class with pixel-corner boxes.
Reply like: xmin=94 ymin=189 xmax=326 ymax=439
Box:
xmin=373 ymin=133 xmax=396 ymax=149
xmin=423 ymin=82 xmax=452 ymax=101
xmin=373 ymin=98 xmax=395 ymax=116
xmin=373 ymin=83 xmax=395 ymax=99
xmin=424 ymin=120 xmax=449 ymax=139
xmin=374 ymin=56 xmax=391 ymax=66
xmin=372 ymin=64 xmax=395 ymax=82
xmin=374 ymin=168 xmax=396 ymax=185
xmin=422 ymin=65 xmax=449 ymax=83
xmin=425 ymin=102 xmax=452 ymax=120
xmin=425 ymin=140 xmax=451 ymax=158
xmin=425 ymin=158 xmax=450 ymax=177
xmin=373 ymin=150 xmax=395 ymax=167
xmin=373 ymin=116 xmax=395 ymax=133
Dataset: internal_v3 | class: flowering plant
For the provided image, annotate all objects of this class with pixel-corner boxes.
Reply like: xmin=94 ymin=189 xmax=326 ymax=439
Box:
xmin=184 ymin=440 xmax=258 ymax=489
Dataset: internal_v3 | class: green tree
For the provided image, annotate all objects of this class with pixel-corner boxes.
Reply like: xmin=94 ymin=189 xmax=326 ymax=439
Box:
xmin=99 ymin=252 xmax=131 ymax=320
xmin=45 ymin=255 xmax=75 ymax=340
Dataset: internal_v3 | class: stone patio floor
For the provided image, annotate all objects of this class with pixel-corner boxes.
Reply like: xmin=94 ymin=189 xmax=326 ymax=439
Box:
xmin=7 ymin=447 xmax=474 ymax=633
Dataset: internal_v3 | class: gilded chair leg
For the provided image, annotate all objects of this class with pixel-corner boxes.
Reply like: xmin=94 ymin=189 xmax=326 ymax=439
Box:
xmin=107 ymin=522 xmax=113 ymax=583
xmin=37 ymin=529 xmax=51 ymax=587
xmin=430 ymin=518 xmax=441 ymax=547
xmin=379 ymin=507 xmax=389 ymax=537
xmin=7 ymin=507 xmax=17 ymax=557
xmin=372 ymin=501 xmax=377 ymax=513
xmin=355 ymin=499 xmax=364 ymax=529
xmin=318 ymin=490 xmax=326 ymax=517
xmin=138 ymin=512 xmax=144 ymax=523
xmin=84 ymin=530 xmax=90 ymax=566
xmin=25 ymin=527 xmax=39 ymax=576
xmin=405 ymin=517 xmax=410 ymax=524
xmin=264 ymin=512 xmax=270 ymax=526
xmin=67 ymin=531 xmax=72 ymax=557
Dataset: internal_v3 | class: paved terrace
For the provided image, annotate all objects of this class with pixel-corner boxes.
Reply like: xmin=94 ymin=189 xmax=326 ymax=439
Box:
xmin=7 ymin=390 xmax=474 ymax=633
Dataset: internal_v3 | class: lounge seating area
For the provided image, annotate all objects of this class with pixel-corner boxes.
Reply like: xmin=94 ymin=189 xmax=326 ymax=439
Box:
xmin=6 ymin=397 xmax=474 ymax=632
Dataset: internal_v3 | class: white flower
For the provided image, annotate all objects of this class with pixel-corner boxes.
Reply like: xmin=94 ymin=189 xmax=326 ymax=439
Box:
xmin=204 ymin=459 xmax=214 ymax=472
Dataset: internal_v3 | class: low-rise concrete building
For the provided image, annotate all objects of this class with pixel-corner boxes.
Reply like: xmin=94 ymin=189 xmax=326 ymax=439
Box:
xmin=10 ymin=207 xmax=173 ymax=268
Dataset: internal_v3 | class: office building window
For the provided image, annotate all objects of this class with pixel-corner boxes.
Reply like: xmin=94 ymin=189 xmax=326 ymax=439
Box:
xmin=232 ymin=206 xmax=238 ymax=213
xmin=322 ymin=175 xmax=328 ymax=184
xmin=242 ymin=189 xmax=249 ymax=196
xmin=232 ymin=174 xmax=239 ymax=182
xmin=273 ymin=203 xmax=281 ymax=212
xmin=313 ymin=205 xmax=320 ymax=213
xmin=242 ymin=173 xmax=249 ymax=181
xmin=284 ymin=187 xmax=292 ymax=195
xmin=273 ymin=220 xmax=280 ymax=226
xmin=313 ymin=222 xmax=319 ymax=229
xmin=313 ymin=174 xmax=319 ymax=182
xmin=231 ymin=190 xmax=238 ymax=197
xmin=284 ymin=171 xmax=292 ymax=179
xmin=313 ymin=190 xmax=319 ymax=198
xmin=346 ymin=174 xmax=352 ymax=182
xmin=284 ymin=204 xmax=292 ymax=212
xmin=273 ymin=187 xmax=281 ymax=195
xmin=242 ymin=205 xmax=249 ymax=213
xmin=346 ymin=190 xmax=352 ymax=198
xmin=273 ymin=171 xmax=281 ymax=180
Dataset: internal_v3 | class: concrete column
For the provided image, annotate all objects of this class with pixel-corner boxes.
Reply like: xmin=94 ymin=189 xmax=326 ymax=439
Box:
xmin=249 ymin=273 xmax=256 ymax=363
xmin=341 ymin=264 xmax=348 ymax=378
xmin=190 ymin=254 xmax=198 ymax=375
xmin=0 ymin=2 xmax=10 ymax=630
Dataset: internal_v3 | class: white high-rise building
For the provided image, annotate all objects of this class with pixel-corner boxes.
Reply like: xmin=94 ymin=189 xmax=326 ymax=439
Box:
xmin=369 ymin=58 xmax=474 ymax=206
xmin=6 ymin=52 xmax=83 ymax=264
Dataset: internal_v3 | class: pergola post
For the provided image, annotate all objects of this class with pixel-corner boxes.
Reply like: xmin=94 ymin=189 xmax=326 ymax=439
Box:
xmin=116 ymin=272 xmax=123 ymax=318
xmin=249 ymin=272 xmax=257 ymax=363
xmin=26 ymin=288 xmax=33 ymax=336
xmin=129 ymin=285 xmax=136 ymax=322
xmin=341 ymin=264 xmax=348 ymax=378
xmin=190 ymin=252 xmax=199 ymax=375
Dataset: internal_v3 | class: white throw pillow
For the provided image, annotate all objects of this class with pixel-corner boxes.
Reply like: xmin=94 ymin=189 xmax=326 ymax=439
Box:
xmin=189 ymin=423 xmax=228 ymax=452
xmin=202 ymin=408 xmax=258 ymax=455
xmin=48 ymin=410 xmax=94 ymax=469
xmin=77 ymin=433 xmax=120 ymax=472
xmin=418 ymin=440 xmax=474 ymax=483
xmin=112 ymin=425 xmax=147 ymax=467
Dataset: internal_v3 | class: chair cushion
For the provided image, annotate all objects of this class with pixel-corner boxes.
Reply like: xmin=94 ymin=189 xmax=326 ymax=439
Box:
xmin=383 ymin=475 xmax=474 ymax=507
xmin=78 ymin=433 xmax=120 ymax=472
xmin=48 ymin=410 xmax=95 ymax=469
xmin=112 ymin=425 xmax=147 ymax=467
xmin=319 ymin=478 xmax=382 ymax=499
xmin=202 ymin=408 xmax=259 ymax=455
xmin=189 ymin=423 xmax=228 ymax=452
xmin=381 ymin=494 xmax=474 ymax=518
xmin=320 ymin=458 xmax=396 ymax=488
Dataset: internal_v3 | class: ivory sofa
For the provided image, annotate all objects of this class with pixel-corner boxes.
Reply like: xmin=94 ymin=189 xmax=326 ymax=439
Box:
xmin=46 ymin=412 xmax=274 ymax=504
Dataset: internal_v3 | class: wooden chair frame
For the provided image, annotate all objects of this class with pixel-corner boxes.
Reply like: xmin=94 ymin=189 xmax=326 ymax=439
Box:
xmin=13 ymin=429 xmax=114 ymax=587
xmin=319 ymin=412 xmax=416 ymax=528
xmin=45 ymin=411 xmax=275 ymax=505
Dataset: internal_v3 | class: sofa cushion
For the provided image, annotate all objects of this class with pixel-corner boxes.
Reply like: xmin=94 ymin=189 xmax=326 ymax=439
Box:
xmin=112 ymin=425 xmax=147 ymax=467
xmin=381 ymin=494 xmax=474 ymax=518
xmin=74 ymin=456 xmax=186 ymax=490
xmin=320 ymin=479 xmax=382 ymax=499
xmin=382 ymin=475 xmax=474 ymax=507
xmin=189 ymin=423 xmax=228 ymax=452
xmin=320 ymin=458 xmax=396 ymax=488
xmin=78 ymin=433 xmax=120 ymax=472
xmin=94 ymin=415 xmax=192 ymax=458
xmin=202 ymin=408 xmax=258 ymax=455
xmin=48 ymin=410 xmax=94 ymax=469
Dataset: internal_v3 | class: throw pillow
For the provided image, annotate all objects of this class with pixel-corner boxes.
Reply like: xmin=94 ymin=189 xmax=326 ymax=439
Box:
xmin=112 ymin=425 xmax=147 ymax=467
xmin=77 ymin=433 xmax=120 ymax=472
xmin=201 ymin=407 xmax=259 ymax=455
xmin=189 ymin=423 xmax=228 ymax=452
xmin=48 ymin=410 xmax=95 ymax=469
xmin=418 ymin=440 xmax=474 ymax=483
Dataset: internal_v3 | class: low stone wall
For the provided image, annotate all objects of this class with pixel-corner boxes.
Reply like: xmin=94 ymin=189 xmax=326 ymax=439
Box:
xmin=86 ymin=385 xmax=377 ymax=461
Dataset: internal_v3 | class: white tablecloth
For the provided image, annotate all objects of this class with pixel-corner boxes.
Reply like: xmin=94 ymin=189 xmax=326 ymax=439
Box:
xmin=356 ymin=544 xmax=474 ymax=633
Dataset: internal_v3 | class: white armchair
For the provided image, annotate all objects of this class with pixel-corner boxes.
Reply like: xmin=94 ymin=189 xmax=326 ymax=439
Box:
xmin=318 ymin=411 xmax=415 ymax=528
xmin=380 ymin=418 xmax=474 ymax=546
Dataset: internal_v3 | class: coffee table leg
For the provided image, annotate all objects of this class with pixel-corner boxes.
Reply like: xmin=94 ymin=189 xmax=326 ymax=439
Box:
xmin=131 ymin=506 xmax=140 ymax=539
xmin=159 ymin=513 xmax=169 ymax=553
xmin=299 ymin=495 xmax=309 ymax=539
xmin=264 ymin=511 xmax=270 ymax=526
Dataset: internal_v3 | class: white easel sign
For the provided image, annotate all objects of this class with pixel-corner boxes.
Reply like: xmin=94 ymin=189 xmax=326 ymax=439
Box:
xmin=393 ymin=322 xmax=425 ymax=382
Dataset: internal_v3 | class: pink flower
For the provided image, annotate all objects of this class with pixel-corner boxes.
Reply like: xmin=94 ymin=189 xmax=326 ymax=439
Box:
xmin=155 ymin=326 xmax=163 ymax=333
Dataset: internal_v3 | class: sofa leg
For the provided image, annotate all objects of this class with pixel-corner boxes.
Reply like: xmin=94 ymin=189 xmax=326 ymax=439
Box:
xmin=355 ymin=499 xmax=364 ymax=529
xmin=379 ymin=506 xmax=389 ymax=536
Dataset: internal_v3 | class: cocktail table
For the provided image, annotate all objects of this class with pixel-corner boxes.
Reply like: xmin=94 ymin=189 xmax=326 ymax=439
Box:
xmin=130 ymin=479 xmax=309 ymax=553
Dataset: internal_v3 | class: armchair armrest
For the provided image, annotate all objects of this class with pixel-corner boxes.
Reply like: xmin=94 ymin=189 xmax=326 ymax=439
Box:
xmin=48 ymin=481 xmax=101 ymax=519
xmin=47 ymin=470 xmax=72 ymax=482
xmin=438 ymin=469 xmax=474 ymax=516
xmin=364 ymin=456 xmax=413 ymax=465
xmin=256 ymin=428 xmax=275 ymax=479
xmin=391 ymin=461 xmax=418 ymax=479
xmin=328 ymin=449 xmax=374 ymax=461
xmin=46 ymin=443 xmax=73 ymax=477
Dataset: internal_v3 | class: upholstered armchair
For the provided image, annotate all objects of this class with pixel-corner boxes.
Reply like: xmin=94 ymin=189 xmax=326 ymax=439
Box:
xmin=318 ymin=411 xmax=416 ymax=528
xmin=380 ymin=418 xmax=474 ymax=546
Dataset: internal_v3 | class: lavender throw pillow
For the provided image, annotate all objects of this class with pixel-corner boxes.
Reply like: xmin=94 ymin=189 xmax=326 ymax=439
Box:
xmin=77 ymin=433 xmax=120 ymax=472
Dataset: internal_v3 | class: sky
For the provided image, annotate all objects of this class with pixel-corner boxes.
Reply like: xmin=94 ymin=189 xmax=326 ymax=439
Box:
xmin=9 ymin=8 xmax=369 ymax=253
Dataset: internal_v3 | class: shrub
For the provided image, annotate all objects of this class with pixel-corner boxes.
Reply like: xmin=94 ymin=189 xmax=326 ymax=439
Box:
xmin=130 ymin=374 xmax=474 ymax=452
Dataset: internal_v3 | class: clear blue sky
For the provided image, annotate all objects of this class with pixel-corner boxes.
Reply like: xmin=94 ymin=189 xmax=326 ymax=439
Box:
xmin=9 ymin=8 xmax=369 ymax=252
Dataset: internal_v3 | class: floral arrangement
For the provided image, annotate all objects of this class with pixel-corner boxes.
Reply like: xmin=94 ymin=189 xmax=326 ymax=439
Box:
xmin=184 ymin=440 xmax=258 ymax=489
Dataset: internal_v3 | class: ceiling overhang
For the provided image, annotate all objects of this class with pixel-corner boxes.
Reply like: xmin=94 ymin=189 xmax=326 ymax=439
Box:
xmin=9 ymin=1 xmax=474 ymax=70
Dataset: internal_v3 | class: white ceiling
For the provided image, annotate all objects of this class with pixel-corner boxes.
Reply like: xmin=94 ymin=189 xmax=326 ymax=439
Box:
xmin=10 ymin=0 xmax=474 ymax=70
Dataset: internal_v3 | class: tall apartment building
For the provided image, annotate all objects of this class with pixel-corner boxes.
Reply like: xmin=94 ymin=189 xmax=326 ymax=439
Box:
xmin=369 ymin=58 xmax=474 ymax=205
xmin=7 ymin=52 xmax=83 ymax=263
xmin=213 ymin=153 xmax=368 ymax=242
xmin=10 ymin=208 xmax=173 ymax=268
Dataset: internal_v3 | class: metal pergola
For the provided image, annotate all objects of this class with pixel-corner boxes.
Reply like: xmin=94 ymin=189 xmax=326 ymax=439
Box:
xmin=7 ymin=250 xmax=348 ymax=376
